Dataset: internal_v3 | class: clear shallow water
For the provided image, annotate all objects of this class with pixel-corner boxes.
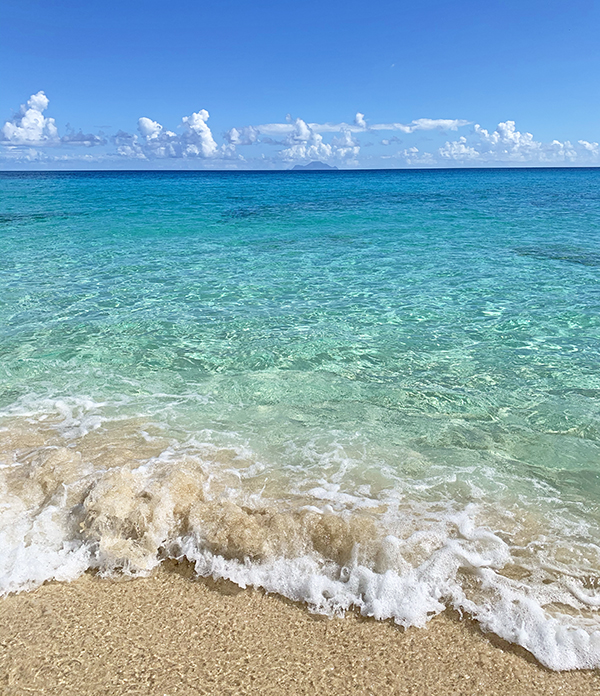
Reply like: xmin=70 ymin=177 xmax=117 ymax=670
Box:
xmin=1 ymin=168 xmax=600 ymax=669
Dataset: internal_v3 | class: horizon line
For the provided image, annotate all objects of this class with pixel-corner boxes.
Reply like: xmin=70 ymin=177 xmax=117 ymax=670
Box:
xmin=1 ymin=165 xmax=600 ymax=174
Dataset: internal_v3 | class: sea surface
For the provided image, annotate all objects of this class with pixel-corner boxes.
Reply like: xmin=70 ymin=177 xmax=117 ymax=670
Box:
xmin=1 ymin=168 xmax=600 ymax=669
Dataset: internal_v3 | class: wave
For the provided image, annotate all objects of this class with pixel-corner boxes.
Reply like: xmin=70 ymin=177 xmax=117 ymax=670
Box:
xmin=1 ymin=397 xmax=600 ymax=671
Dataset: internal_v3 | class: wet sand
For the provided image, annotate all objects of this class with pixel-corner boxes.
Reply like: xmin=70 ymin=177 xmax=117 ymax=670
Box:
xmin=1 ymin=564 xmax=599 ymax=696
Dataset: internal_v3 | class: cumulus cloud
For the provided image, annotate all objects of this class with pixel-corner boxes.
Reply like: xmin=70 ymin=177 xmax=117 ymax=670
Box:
xmin=181 ymin=109 xmax=219 ymax=158
xmin=137 ymin=117 xmax=164 ymax=139
xmin=472 ymin=121 xmax=542 ymax=160
xmin=279 ymin=118 xmax=333 ymax=162
xmin=113 ymin=109 xmax=225 ymax=160
xmin=220 ymin=113 xmax=473 ymax=163
xmin=2 ymin=91 xmax=599 ymax=169
xmin=275 ymin=117 xmax=361 ymax=163
xmin=438 ymin=121 xmax=598 ymax=164
xmin=331 ymin=129 xmax=360 ymax=159
xmin=398 ymin=147 xmax=436 ymax=166
xmin=224 ymin=125 xmax=259 ymax=146
xmin=439 ymin=136 xmax=480 ymax=161
xmin=1 ymin=92 xmax=107 ymax=152
xmin=578 ymin=140 xmax=599 ymax=156
xmin=133 ymin=116 xmax=178 ymax=158
xmin=1 ymin=91 xmax=59 ymax=145
xmin=354 ymin=112 xmax=367 ymax=129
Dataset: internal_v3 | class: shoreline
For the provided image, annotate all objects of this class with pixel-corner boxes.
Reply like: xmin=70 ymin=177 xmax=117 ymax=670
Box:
xmin=1 ymin=564 xmax=599 ymax=695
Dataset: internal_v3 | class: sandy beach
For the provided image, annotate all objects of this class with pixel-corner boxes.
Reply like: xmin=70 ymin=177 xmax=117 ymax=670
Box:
xmin=1 ymin=563 xmax=599 ymax=696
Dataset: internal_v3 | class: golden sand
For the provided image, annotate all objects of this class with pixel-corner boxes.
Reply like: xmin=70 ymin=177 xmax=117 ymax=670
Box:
xmin=0 ymin=564 xmax=599 ymax=695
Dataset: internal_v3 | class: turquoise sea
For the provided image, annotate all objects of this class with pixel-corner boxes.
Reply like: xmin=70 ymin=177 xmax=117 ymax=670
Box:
xmin=1 ymin=168 xmax=600 ymax=669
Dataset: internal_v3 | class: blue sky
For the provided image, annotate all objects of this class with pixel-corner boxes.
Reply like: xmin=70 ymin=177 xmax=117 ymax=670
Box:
xmin=1 ymin=0 xmax=599 ymax=169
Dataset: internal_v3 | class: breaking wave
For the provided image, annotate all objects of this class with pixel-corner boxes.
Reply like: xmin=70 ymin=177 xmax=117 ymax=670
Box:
xmin=2 ymin=397 xmax=600 ymax=671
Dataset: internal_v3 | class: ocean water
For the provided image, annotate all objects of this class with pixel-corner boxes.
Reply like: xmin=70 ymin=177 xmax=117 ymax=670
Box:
xmin=1 ymin=168 xmax=600 ymax=670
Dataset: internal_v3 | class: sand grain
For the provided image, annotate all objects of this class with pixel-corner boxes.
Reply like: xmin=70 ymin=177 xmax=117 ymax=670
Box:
xmin=1 ymin=566 xmax=599 ymax=695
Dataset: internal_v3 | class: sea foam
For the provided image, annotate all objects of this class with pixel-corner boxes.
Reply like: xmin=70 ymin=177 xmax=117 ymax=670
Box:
xmin=2 ymin=401 xmax=600 ymax=671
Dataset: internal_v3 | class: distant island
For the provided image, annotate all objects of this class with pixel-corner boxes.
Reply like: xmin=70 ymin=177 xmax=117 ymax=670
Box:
xmin=291 ymin=161 xmax=339 ymax=171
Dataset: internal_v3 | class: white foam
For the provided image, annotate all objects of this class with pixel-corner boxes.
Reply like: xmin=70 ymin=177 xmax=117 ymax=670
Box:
xmin=177 ymin=525 xmax=600 ymax=671
xmin=2 ymin=404 xmax=600 ymax=671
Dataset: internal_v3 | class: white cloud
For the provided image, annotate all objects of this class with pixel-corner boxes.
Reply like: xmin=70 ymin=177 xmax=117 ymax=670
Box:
xmin=354 ymin=112 xmax=367 ymax=129
xmin=370 ymin=118 xmax=471 ymax=133
xmin=331 ymin=129 xmax=360 ymax=159
xmin=276 ymin=117 xmax=362 ymax=163
xmin=439 ymin=136 xmax=480 ymax=161
xmin=473 ymin=121 xmax=541 ymax=160
xmin=1 ymin=91 xmax=59 ymax=145
xmin=286 ymin=117 xmax=312 ymax=143
xmin=115 ymin=144 xmax=146 ymax=160
xmin=224 ymin=125 xmax=259 ymax=146
xmin=138 ymin=117 xmax=163 ymax=139
xmin=114 ymin=109 xmax=224 ymax=160
xmin=220 ymin=113 xmax=472 ymax=163
xmin=398 ymin=147 xmax=436 ymax=166
xmin=578 ymin=140 xmax=599 ymax=156
xmin=279 ymin=118 xmax=333 ymax=162
xmin=131 ymin=117 xmax=177 ymax=158
xmin=312 ymin=116 xmax=470 ymax=134
xmin=438 ymin=121 xmax=598 ymax=164
xmin=225 ymin=115 xmax=470 ymax=143
xmin=2 ymin=92 xmax=598 ymax=169
xmin=181 ymin=109 xmax=219 ymax=158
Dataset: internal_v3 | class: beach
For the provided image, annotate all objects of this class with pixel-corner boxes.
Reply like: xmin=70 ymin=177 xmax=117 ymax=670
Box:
xmin=1 ymin=566 xmax=600 ymax=695
xmin=1 ymin=169 xmax=600 ymax=680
